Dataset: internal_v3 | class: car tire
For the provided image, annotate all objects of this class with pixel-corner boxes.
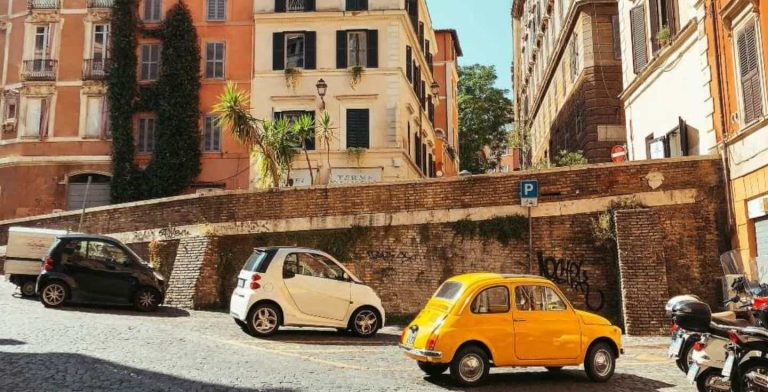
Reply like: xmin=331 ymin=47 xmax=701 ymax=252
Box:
xmin=40 ymin=281 xmax=68 ymax=308
xmin=349 ymin=307 xmax=380 ymax=338
xmin=234 ymin=318 xmax=248 ymax=331
xmin=134 ymin=287 xmax=161 ymax=312
xmin=546 ymin=367 xmax=563 ymax=372
xmin=20 ymin=280 xmax=37 ymax=297
xmin=418 ymin=361 xmax=449 ymax=377
xmin=584 ymin=342 xmax=616 ymax=383
xmin=676 ymin=338 xmax=695 ymax=373
xmin=450 ymin=345 xmax=490 ymax=387
xmin=247 ymin=303 xmax=281 ymax=337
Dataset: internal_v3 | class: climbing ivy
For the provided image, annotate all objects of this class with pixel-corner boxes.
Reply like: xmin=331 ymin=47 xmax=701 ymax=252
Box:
xmin=452 ymin=215 xmax=528 ymax=245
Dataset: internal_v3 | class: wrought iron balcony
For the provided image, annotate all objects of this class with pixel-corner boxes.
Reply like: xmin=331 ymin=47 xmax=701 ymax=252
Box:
xmin=287 ymin=0 xmax=306 ymax=11
xmin=22 ymin=59 xmax=57 ymax=81
xmin=83 ymin=58 xmax=110 ymax=80
xmin=27 ymin=0 xmax=59 ymax=9
xmin=87 ymin=0 xmax=114 ymax=7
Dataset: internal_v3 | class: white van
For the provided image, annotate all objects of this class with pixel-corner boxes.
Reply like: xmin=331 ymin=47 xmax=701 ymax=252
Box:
xmin=4 ymin=227 xmax=71 ymax=296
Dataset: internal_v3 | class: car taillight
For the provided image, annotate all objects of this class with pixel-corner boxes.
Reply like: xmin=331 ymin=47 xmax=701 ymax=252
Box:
xmin=426 ymin=334 xmax=438 ymax=351
xmin=693 ymin=341 xmax=704 ymax=351
xmin=671 ymin=324 xmax=680 ymax=332
xmin=42 ymin=257 xmax=54 ymax=272
xmin=729 ymin=330 xmax=742 ymax=345
xmin=250 ymin=273 xmax=262 ymax=290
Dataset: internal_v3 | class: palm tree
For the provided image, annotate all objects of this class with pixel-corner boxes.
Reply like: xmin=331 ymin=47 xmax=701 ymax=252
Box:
xmin=316 ymin=111 xmax=336 ymax=177
xmin=291 ymin=114 xmax=317 ymax=185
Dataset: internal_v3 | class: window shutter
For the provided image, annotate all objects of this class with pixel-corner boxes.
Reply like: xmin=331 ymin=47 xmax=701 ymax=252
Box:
xmin=678 ymin=117 xmax=688 ymax=156
xmin=630 ymin=4 xmax=648 ymax=74
xmin=407 ymin=0 xmax=418 ymax=29
xmin=406 ymin=46 xmax=413 ymax=82
xmin=304 ymin=31 xmax=317 ymax=69
xmin=367 ymin=30 xmax=378 ymax=68
xmin=305 ymin=0 xmax=315 ymax=11
xmin=418 ymin=22 xmax=425 ymax=49
xmin=346 ymin=0 xmax=367 ymax=11
xmin=273 ymin=33 xmax=285 ymax=70
xmin=648 ymin=0 xmax=660 ymax=53
xmin=346 ymin=109 xmax=370 ymax=148
xmin=738 ymin=21 xmax=764 ymax=124
xmin=612 ymin=15 xmax=622 ymax=59
xmin=275 ymin=0 xmax=286 ymax=12
xmin=337 ymin=30 xmax=348 ymax=69
xmin=666 ymin=0 xmax=678 ymax=36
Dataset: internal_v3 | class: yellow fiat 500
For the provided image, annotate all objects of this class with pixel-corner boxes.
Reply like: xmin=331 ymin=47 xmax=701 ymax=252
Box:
xmin=400 ymin=273 xmax=623 ymax=386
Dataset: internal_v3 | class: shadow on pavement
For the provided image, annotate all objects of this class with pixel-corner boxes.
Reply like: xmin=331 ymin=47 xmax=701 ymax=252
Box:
xmin=425 ymin=369 xmax=676 ymax=391
xmin=0 ymin=352 xmax=295 ymax=391
xmin=0 ymin=339 xmax=25 ymax=346
xmin=55 ymin=304 xmax=191 ymax=318
xmin=259 ymin=328 xmax=402 ymax=346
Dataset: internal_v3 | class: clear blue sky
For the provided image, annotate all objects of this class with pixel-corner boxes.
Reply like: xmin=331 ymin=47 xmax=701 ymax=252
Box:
xmin=426 ymin=0 xmax=512 ymax=94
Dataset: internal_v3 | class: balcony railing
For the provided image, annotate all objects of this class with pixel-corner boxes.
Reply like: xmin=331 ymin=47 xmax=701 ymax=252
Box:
xmin=27 ymin=0 xmax=59 ymax=9
xmin=87 ymin=0 xmax=114 ymax=8
xmin=22 ymin=59 xmax=57 ymax=81
xmin=83 ymin=58 xmax=110 ymax=80
xmin=287 ymin=0 xmax=306 ymax=12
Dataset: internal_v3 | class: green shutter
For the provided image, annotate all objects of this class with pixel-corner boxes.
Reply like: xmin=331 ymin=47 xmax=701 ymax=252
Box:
xmin=346 ymin=109 xmax=370 ymax=148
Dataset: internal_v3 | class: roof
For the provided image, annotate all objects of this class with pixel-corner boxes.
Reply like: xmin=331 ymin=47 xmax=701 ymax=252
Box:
xmin=58 ymin=233 xmax=120 ymax=242
xmin=435 ymin=29 xmax=463 ymax=57
xmin=448 ymin=273 xmax=551 ymax=285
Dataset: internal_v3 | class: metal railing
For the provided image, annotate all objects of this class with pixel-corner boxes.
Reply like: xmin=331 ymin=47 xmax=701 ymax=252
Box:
xmin=22 ymin=59 xmax=57 ymax=81
xmin=27 ymin=0 xmax=59 ymax=9
xmin=87 ymin=0 xmax=114 ymax=8
xmin=287 ymin=0 xmax=305 ymax=12
xmin=82 ymin=58 xmax=110 ymax=80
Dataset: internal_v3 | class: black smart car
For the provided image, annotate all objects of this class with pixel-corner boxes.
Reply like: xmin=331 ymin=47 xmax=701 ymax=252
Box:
xmin=36 ymin=234 xmax=165 ymax=312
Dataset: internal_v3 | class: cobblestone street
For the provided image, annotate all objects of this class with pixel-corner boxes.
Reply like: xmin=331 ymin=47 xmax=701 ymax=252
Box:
xmin=0 ymin=280 xmax=694 ymax=391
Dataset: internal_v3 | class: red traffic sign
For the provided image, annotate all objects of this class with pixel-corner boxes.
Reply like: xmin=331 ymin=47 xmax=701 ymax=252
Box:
xmin=611 ymin=145 xmax=627 ymax=163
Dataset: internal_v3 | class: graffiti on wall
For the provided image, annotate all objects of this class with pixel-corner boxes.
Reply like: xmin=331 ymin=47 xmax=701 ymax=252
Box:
xmin=537 ymin=251 xmax=605 ymax=311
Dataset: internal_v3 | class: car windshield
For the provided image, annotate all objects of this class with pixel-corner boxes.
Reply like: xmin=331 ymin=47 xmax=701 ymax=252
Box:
xmin=243 ymin=250 xmax=268 ymax=272
xmin=434 ymin=281 xmax=463 ymax=301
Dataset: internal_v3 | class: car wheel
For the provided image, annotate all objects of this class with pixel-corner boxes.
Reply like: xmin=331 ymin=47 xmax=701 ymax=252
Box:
xmin=450 ymin=345 xmax=490 ymax=386
xmin=418 ymin=361 xmax=449 ymax=377
xmin=134 ymin=287 xmax=161 ymax=312
xmin=247 ymin=304 xmax=281 ymax=337
xmin=546 ymin=367 xmax=563 ymax=372
xmin=20 ymin=280 xmax=37 ymax=297
xmin=350 ymin=307 xmax=379 ymax=338
xmin=40 ymin=281 xmax=68 ymax=308
xmin=676 ymin=339 xmax=695 ymax=373
xmin=584 ymin=342 xmax=616 ymax=383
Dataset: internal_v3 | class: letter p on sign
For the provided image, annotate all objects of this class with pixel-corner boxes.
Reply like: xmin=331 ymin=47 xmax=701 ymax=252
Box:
xmin=520 ymin=180 xmax=539 ymax=207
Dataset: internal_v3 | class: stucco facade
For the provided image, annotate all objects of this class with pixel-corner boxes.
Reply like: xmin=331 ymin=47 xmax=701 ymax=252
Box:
xmin=432 ymin=29 xmax=461 ymax=177
xmin=513 ymin=0 xmax=626 ymax=165
xmin=618 ymin=0 xmax=717 ymax=161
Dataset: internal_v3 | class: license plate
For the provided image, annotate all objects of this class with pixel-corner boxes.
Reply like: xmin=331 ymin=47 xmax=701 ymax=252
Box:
xmin=407 ymin=331 xmax=417 ymax=346
xmin=668 ymin=337 xmax=683 ymax=358
xmin=687 ymin=363 xmax=700 ymax=383
xmin=722 ymin=354 xmax=735 ymax=379
xmin=237 ymin=279 xmax=246 ymax=288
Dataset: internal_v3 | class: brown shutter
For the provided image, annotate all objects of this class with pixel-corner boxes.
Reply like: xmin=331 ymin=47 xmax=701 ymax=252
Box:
xmin=738 ymin=21 xmax=764 ymax=124
xmin=648 ymin=0 xmax=660 ymax=53
xmin=666 ymin=0 xmax=678 ymax=36
xmin=630 ymin=4 xmax=649 ymax=74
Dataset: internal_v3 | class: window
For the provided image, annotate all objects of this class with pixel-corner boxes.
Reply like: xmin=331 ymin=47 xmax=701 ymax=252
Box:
xmin=515 ymin=286 xmax=567 ymax=311
xmin=86 ymin=241 xmax=130 ymax=265
xmin=34 ymin=25 xmax=51 ymax=60
xmin=630 ymin=4 xmax=649 ymax=74
xmin=346 ymin=109 xmax=370 ymax=148
xmin=143 ymin=0 xmax=162 ymax=22
xmin=500 ymin=165 xmax=510 ymax=173
xmin=85 ymin=96 xmax=108 ymax=139
xmin=286 ymin=33 xmax=305 ymax=69
xmin=406 ymin=46 xmax=413 ymax=81
xmin=273 ymin=32 xmax=315 ymax=70
xmin=346 ymin=0 xmax=368 ymax=11
xmin=348 ymin=31 xmax=367 ymax=67
xmin=276 ymin=0 xmax=314 ymax=12
xmin=4 ymin=96 xmax=17 ymax=121
xmin=337 ymin=30 xmax=378 ymax=69
xmin=205 ymin=42 xmax=225 ymax=79
xmin=471 ymin=286 xmax=510 ymax=314
xmin=649 ymin=0 xmax=678 ymax=53
xmin=140 ymin=44 xmax=161 ymax=81
xmin=434 ymin=281 xmax=463 ymax=300
xmin=92 ymin=24 xmax=110 ymax=71
xmin=284 ymin=253 xmax=346 ymax=280
xmin=203 ymin=114 xmax=221 ymax=152
xmin=736 ymin=19 xmax=764 ymax=124
xmin=646 ymin=117 xmax=689 ymax=159
xmin=570 ymin=33 xmax=580 ymax=81
xmin=206 ymin=0 xmax=226 ymax=21
xmin=137 ymin=116 xmax=156 ymax=153
xmin=23 ymin=97 xmax=49 ymax=138
xmin=275 ymin=110 xmax=315 ymax=150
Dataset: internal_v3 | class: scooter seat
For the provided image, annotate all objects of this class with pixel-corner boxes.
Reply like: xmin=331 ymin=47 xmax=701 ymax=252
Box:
xmin=712 ymin=316 xmax=752 ymax=328
xmin=712 ymin=311 xmax=737 ymax=320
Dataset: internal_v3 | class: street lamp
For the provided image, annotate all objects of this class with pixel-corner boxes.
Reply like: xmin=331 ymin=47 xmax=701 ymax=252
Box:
xmin=316 ymin=78 xmax=328 ymax=110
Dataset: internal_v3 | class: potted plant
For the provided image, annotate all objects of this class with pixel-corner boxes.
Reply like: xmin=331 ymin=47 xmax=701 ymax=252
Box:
xmin=657 ymin=26 xmax=671 ymax=47
xmin=349 ymin=66 xmax=364 ymax=89
xmin=285 ymin=68 xmax=301 ymax=91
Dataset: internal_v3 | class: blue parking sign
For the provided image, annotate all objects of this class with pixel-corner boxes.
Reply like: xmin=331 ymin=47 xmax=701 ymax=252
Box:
xmin=520 ymin=180 xmax=538 ymax=207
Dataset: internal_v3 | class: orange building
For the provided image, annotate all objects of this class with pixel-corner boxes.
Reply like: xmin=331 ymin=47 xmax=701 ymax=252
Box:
xmin=432 ymin=29 xmax=461 ymax=177
xmin=0 ymin=0 xmax=252 ymax=220
xmin=705 ymin=0 xmax=768 ymax=260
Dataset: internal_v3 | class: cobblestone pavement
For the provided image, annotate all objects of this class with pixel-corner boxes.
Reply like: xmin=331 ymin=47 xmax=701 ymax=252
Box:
xmin=0 ymin=280 xmax=694 ymax=391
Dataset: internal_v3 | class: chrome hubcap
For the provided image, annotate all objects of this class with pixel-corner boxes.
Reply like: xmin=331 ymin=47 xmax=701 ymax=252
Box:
xmin=354 ymin=310 xmax=377 ymax=335
xmin=138 ymin=291 xmax=156 ymax=308
xmin=459 ymin=354 xmax=484 ymax=382
xmin=253 ymin=308 xmax=278 ymax=333
xmin=22 ymin=282 xmax=36 ymax=296
xmin=594 ymin=349 xmax=612 ymax=377
xmin=43 ymin=284 xmax=65 ymax=305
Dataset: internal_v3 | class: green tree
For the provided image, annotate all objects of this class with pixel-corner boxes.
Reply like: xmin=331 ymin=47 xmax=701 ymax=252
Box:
xmin=458 ymin=64 xmax=513 ymax=173
xmin=145 ymin=1 xmax=201 ymax=198
xmin=108 ymin=0 xmax=141 ymax=203
xmin=553 ymin=150 xmax=588 ymax=167
xmin=291 ymin=114 xmax=317 ymax=185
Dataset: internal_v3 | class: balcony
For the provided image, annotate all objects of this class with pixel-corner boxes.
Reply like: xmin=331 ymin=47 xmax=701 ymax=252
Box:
xmin=87 ymin=0 xmax=114 ymax=8
xmin=287 ymin=0 xmax=306 ymax=12
xmin=22 ymin=59 xmax=57 ymax=81
xmin=27 ymin=0 xmax=59 ymax=9
xmin=83 ymin=58 xmax=110 ymax=80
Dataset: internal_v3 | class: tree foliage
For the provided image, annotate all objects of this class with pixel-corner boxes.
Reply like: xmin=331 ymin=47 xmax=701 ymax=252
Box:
xmin=553 ymin=150 xmax=588 ymax=167
xmin=457 ymin=64 xmax=513 ymax=173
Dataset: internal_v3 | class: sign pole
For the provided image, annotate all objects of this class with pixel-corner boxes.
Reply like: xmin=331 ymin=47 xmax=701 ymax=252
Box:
xmin=527 ymin=205 xmax=532 ymax=274
xmin=520 ymin=179 xmax=538 ymax=275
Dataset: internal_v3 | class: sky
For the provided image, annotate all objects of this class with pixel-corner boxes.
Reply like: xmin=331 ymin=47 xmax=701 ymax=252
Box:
xmin=426 ymin=0 xmax=513 ymax=94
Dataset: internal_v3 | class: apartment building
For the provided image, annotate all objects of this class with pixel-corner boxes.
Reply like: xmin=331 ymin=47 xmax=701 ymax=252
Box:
xmin=512 ymin=0 xmax=625 ymax=165
xmin=618 ymin=0 xmax=717 ymax=160
xmin=432 ymin=29 xmax=461 ymax=178
xmin=253 ymin=0 xmax=442 ymax=186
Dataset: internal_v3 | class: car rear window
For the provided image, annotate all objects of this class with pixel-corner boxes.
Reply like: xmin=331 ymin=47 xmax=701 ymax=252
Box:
xmin=243 ymin=251 xmax=268 ymax=272
xmin=434 ymin=281 xmax=463 ymax=300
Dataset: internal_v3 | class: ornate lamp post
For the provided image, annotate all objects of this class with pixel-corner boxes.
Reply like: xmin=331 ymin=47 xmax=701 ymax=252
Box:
xmin=315 ymin=78 xmax=328 ymax=110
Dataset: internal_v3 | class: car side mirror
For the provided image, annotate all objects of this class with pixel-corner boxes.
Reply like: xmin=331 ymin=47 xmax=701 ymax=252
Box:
xmin=283 ymin=270 xmax=296 ymax=279
xmin=342 ymin=272 xmax=351 ymax=282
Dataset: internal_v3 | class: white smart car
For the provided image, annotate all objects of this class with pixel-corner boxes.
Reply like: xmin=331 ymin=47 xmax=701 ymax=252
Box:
xmin=229 ymin=247 xmax=386 ymax=338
